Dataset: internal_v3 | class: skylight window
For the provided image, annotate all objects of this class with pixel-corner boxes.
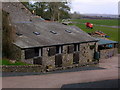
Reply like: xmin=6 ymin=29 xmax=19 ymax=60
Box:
xmin=16 ymin=32 xmax=23 ymax=36
xmin=21 ymin=7 xmax=25 ymax=9
xmin=50 ymin=31 xmax=57 ymax=34
xmin=65 ymin=30 xmax=71 ymax=33
xmin=33 ymin=32 xmax=40 ymax=35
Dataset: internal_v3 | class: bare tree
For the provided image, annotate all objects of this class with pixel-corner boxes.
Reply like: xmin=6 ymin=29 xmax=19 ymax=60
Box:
xmin=2 ymin=10 xmax=16 ymax=58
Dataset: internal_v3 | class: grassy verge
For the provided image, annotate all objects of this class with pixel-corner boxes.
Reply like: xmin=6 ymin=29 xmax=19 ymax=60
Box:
xmin=0 ymin=59 xmax=31 ymax=65
xmin=71 ymin=19 xmax=118 ymax=26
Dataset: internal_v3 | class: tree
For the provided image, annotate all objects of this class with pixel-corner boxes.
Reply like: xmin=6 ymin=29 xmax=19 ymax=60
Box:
xmin=22 ymin=2 xmax=71 ymax=21
xmin=2 ymin=10 xmax=16 ymax=58
xmin=47 ymin=2 xmax=70 ymax=21
xmin=70 ymin=12 xmax=81 ymax=19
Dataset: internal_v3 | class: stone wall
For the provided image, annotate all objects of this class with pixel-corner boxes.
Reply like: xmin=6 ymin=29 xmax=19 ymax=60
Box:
xmin=2 ymin=65 xmax=44 ymax=72
xmin=10 ymin=44 xmax=21 ymax=60
xmin=18 ymin=42 xmax=97 ymax=71
xmin=62 ymin=45 xmax=73 ymax=67
xmin=79 ymin=42 xmax=96 ymax=65
xmin=100 ymin=48 xmax=118 ymax=59
xmin=42 ymin=47 xmax=56 ymax=70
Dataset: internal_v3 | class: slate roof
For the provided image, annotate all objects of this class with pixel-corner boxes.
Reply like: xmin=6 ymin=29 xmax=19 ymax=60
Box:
xmin=2 ymin=2 xmax=97 ymax=49
xmin=96 ymin=38 xmax=118 ymax=45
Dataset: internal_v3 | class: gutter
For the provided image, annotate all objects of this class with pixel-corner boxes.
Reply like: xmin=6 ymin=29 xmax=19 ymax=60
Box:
xmin=13 ymin=40 xmax=99 ymax=50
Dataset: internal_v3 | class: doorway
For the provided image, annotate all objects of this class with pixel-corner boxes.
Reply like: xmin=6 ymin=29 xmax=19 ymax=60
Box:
xmin=73 ymin=52 xmax=79 ymax=64
xmin=55 ymin=54 xmax=62 ymax=67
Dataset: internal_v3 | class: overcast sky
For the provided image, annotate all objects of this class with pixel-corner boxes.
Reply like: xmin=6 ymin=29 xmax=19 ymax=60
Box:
xmin=70 ymin=0 xmax=119 ymax=15
xmin=29 ymin=0 xmax=119 ymax=15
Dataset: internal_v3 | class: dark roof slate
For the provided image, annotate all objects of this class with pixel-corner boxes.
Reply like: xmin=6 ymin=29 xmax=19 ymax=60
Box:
xmin=2 ymin=2 xmax=97 ymax=49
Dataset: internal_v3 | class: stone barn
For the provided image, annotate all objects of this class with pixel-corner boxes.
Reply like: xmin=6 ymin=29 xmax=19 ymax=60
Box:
xmin=2 ymin=2 xmax=99 ymax=71
xmin=97 ymin=38 xmax=118 ymax=59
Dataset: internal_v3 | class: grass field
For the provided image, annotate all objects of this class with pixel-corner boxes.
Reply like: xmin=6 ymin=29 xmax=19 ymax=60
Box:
xmin=69 ymin=19 xmax=119 ymax=41
xmin=71 ymin=19 xmax=118 ymax=26
xmin=0 ymin=59 xmax=31 ymax=65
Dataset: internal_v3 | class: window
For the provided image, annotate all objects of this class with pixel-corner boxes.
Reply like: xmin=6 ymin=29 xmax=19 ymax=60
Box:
xmin=56 ymin=46 xmax=63 ymax=54
xmin=114 ymin=43 xmax=118 ymax=48
xmin=65 ymin=30 xmax=71 ymax=33
xmin=16 ymin=32 xmax=23 ymax=36
xmin=50 ymin=31 xmax=57 ymax=34
xmin=48 ymin=47 xmax=56 ymax=56
xmin=98 ymin=45 xmax=105 ymax=50
xmin=25 ymin=48 xmax=42 ymax=59
xmin=34 ymin=48 xmax=39 ymax=57
xmin=67 ymin=45 xmax=74 ymax=54
xmin=33 ymin=32 xmax=40 ymax=35
xmin=21 ymin=7 xmax=25 ymax=9
xmin=90 ymin=45 xmax=95 ymax=50
xmin=107 ymin=44 xmax=113 ymax=48
xmin=74 ymin=44 xmax=80 ymax=51
xmin=35 ymin=48 xmax=43 ymax=57
xmin=25 ymin=49 xmax=35 ymax=59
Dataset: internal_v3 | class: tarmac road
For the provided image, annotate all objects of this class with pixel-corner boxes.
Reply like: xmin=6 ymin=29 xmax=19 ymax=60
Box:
xmin=61 ymin=79 xmax=119 ymax=88
xmin=1 ymin=54 xmax=119 ymax=88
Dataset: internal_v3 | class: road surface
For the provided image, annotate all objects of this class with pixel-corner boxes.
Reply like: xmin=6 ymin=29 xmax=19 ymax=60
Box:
xmin=1 ymin=54 xmax=119 ymax=88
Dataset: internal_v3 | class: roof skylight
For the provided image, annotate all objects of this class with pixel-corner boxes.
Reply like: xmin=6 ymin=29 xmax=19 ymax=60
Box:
xmin=33 ymin=32 xmax=40 ymax=35
xmin=65 ymin=30 xmax=71 ymax=33
xmin=50 ymin=31 xmax=57 ymax=34
xmin=16 ymin=32 xmax=23 ymax=36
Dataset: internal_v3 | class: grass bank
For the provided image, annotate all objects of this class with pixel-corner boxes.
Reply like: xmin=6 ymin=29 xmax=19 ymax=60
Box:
xmin=72 ymin=23 xmax=118 ymax=41
xmin=71 ymin=19 xmax=118 ymax=26
xmin=0 ymin=59 xmax=31 ymax=65
xmin=69 ymin=19 xmax=118 ymax=41
xmin=69 ymin=19 xmax=119 ymax=53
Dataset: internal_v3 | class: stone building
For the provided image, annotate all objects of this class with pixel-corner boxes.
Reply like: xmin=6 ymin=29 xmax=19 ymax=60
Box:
xmin=2 ymin=2 xmax=99 ymax=71
xmin=97 ymin=38 xmax=118 ymax=59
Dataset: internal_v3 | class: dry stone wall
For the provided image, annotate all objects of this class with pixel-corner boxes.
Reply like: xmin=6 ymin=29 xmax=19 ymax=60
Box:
xmin=100 ymin=48 xmax=118 ymax=59
xmin=79 ymin=42 xmax=96 ymax=65
xmin=2 ymin=65 xmax=44 ymax=72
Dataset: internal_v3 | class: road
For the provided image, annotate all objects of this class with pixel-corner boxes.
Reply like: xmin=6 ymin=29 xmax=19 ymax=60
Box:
xmin=61 ymin=79 xmax=119 ymax=88
xmin=1 ymin=54 xmax=119 ymax=88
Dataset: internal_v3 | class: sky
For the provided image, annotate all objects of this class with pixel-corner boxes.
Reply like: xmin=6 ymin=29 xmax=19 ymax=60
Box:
xmin=70 ymin=0 xmax=119 ymax=15
xmin=29 ymin=0 xmax=119 ymax=15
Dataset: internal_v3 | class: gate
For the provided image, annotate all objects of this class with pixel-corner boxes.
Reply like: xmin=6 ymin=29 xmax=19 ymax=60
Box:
xmin=55 ymin=54 xmax=62 ymax=67
xmin=33 ymin=57 xmax=42 ymax=65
